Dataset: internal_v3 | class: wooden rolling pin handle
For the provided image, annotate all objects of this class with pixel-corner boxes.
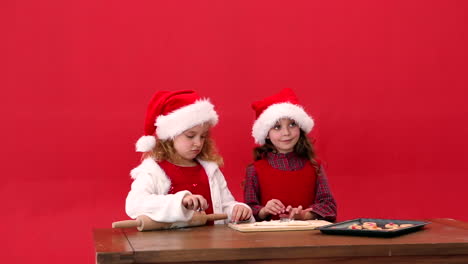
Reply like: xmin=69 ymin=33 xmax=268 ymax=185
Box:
xmin=112 ymin=219 xmax=140 ymax=228
xmin=205 ymin=213 xmax=228 ymax=221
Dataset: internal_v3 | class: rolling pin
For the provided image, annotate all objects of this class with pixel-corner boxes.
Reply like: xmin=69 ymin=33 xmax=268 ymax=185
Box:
xmin=112 ymin=211 xmax=228 ymax=231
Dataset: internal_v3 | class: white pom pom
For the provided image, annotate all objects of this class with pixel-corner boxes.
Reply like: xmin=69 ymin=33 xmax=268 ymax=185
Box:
xmin=135 ymin=135 xmax=156 ymax=152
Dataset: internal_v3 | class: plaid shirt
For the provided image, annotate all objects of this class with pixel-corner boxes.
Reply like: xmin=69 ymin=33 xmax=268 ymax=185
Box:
xmin=244 ymin=152 xmax=337 ymax=222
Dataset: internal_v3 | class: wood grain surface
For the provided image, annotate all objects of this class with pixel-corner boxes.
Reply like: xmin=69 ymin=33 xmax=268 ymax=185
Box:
xmin=94 ymin=218 xmax=468 ymax=264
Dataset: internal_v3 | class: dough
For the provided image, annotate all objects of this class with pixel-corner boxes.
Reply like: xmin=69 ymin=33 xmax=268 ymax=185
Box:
xmin=254 ymin=220 xmax=311 ymax=226
xmin=399 ymin=224 xmax=414 ymax=228
xmin=362 ymin=222 xmax=378 ymax=229
xmin=385 ymin=223 xmax=399 ymax=229
xmin=348 ymin=224 xmax=362 ymax=230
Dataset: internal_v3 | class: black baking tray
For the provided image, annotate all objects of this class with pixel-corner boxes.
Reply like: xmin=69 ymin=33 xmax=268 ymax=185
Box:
xmin=316 ymin=218 xmax=430 ymax=237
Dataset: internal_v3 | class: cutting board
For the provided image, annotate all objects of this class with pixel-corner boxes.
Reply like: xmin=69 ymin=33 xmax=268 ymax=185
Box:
xmin=228 ymin=220 xmax=332 ymax=232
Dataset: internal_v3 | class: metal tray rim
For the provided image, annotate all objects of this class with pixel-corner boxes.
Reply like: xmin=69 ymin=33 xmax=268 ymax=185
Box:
xmin=316 ymin=218 xmax=430 ymax=237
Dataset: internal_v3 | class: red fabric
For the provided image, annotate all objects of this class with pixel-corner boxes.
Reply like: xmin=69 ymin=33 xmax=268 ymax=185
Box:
xmin=251 ymin=88 xmax=301 ymax=118
xmin=244 ymin=152 xmax=337 ymax=222
xmin=254 ymin=158 xmax=316 ymax=218
xmin=158 ymin=160 xmax=214 ymax=216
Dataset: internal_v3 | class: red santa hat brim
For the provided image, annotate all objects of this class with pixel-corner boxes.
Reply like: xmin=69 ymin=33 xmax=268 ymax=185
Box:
xmin=252 ymin=102 xmax=314 ymax=145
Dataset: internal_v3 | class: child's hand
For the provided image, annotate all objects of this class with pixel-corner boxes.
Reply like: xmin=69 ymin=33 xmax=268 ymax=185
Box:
xmin=285 ymin=205 xmax=313 ymax=220
xmin=182 ymin=194 xmax=208 ymax=211
xmin=231 ymin=205 xmax=252 ymax=223
xmin=259 ymin=199 xmax=286 ymax=219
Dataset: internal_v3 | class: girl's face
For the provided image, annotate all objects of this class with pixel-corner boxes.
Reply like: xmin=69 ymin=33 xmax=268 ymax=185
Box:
xmin=267 ymin=118 xmax=300 ymax=154
xmin=172 ymin=123 xmax=210 ymax=166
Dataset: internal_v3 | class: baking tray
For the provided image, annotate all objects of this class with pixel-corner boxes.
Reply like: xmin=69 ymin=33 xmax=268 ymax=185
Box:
xmin=316 ymin=218 xmax=430 ymax=237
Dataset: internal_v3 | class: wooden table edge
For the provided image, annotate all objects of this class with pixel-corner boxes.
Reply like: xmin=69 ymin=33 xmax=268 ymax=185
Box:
xmin=428 ymin=218 xmax=468 ymax=230
xmin=94 ymin=228 xmax=135 ymax=264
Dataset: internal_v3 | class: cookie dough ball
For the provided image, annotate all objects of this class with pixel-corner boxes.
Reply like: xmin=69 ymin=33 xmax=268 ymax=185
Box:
xmin=348 ymin=224 xmax=362 ymax=230
xmin=362 ymin=222 xmax=377 ymax=229
xmin=400 ymin=224 xmax=414 ymax=228
xmin=385 ymin=223 xmax=399 ymax=229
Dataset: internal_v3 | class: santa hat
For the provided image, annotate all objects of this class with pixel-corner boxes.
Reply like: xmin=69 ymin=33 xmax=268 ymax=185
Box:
xmin=136 ymin=90 xmax=218 ymax=152
xmin=251 ymin=88 xmax=314 ymax=145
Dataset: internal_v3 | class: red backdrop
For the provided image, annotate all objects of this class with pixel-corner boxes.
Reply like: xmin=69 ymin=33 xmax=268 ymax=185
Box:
xmin=2 ymin=0 xmax=468 ymax=263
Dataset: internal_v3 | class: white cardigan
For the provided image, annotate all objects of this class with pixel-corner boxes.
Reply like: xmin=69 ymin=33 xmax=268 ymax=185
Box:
xmin=125 ymin=158 xmax=253 ymax=225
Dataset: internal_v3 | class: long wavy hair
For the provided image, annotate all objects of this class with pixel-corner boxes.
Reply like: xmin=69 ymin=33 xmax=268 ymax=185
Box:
xmin=142 ymin=134 xmax=223 ymax=166
xmin=252 ymin=130 xmax=320 ymax=172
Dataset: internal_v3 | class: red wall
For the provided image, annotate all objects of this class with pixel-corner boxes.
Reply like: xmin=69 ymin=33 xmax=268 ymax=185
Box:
xmin=2 ymin=0 xmax=468 ymax=263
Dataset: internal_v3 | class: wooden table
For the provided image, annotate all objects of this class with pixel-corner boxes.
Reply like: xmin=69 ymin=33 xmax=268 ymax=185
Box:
xmin=94 ymin=218 xmax=468 ymax=264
